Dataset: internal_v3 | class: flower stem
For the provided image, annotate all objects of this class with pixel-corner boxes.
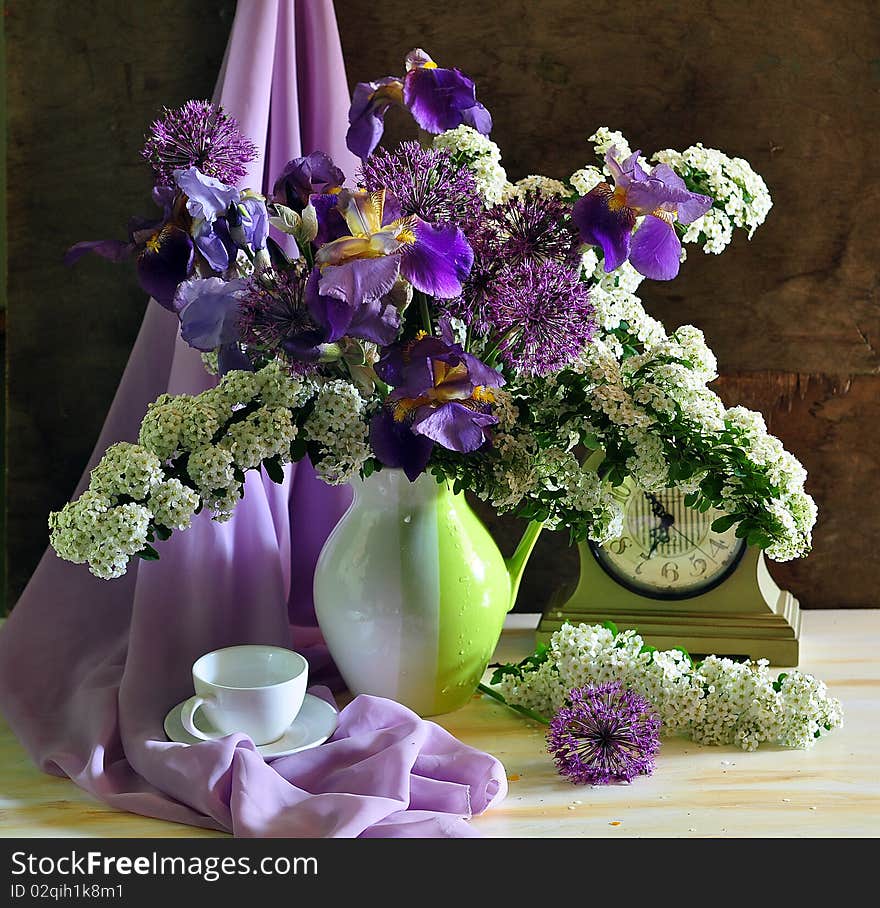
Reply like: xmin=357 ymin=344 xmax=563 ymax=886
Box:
xmin=477 ymin=682 xmax=550 ymax=725
xmin=418 ymin=292 xmax=433 ymax=335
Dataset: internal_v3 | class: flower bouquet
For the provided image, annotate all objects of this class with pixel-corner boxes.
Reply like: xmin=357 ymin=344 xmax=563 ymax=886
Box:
xmin=51 ymin=49 xmax=816 ymax=714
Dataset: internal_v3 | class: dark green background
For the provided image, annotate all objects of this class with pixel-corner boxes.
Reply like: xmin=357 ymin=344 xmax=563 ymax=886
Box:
xmin=4 ymin=1 xmax=879 ymax=611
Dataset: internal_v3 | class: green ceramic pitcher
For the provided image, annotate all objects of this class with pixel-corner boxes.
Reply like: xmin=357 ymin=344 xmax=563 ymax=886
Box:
xmin=313 ymin=469 xmax=542 ymax=716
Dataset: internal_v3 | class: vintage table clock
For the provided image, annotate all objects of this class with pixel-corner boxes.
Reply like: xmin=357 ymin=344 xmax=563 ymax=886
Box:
xmin=539 ymin=479 xmax=801 ymax=664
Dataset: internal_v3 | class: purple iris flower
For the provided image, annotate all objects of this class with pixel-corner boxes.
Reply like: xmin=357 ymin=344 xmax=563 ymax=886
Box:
xmin=175 ymin=276 xmax=248 ymax=351
xmin=174 ymin=166 xmax=240 ymax=222
xmin=346 ymin=49 xmax=492 ymax=160
xmin=305 ymin=267 xmax=400 ymax=347
xmin=272 ymin=152 xmax=346 ymax=208
xmin=65 ymin=186 xmax=196 ymax=310
xmin=315 ymin=189 xmax=473 ymax=309
xmin=271 ymin=152 xmax=348 ymax=247
xmin=572 ymin=149 xmax=713 ymax=280
xmin=227 ymin=196 xmax=270 ymax=250
xmin=370 ymin=325 xmax=504 ymax=481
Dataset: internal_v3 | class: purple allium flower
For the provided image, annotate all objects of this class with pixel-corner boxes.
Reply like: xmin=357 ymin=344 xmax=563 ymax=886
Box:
xmin=547 ymin=682 xmax=661 ymax=785
xmin=486 ymin=260 xmax=594 ymax=377
xmin=359 ymin=142 xmax=481 ymax=226
xmin=238 ymin=266 xmax=324 ymax=372
xmin=476 ymin=192 xmax=581 ymax=266
xmin=142 ymin=100 xmax=258 ymax=188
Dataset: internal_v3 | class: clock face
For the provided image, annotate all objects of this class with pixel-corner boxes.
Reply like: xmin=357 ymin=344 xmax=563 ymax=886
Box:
xmin=589 ymin=482 xmax=745 ymax=600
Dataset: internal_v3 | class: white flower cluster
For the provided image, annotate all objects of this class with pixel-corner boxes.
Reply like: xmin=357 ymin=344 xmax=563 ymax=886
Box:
xmin=503 ymin=175 xmax=568 ymax=201
xmin=569 ymin=165 xmax=604 ymax=197
xmin=50 ymin=490 xmax=153 ymax=580
xmin=722 ymin=406 xmax=816 ymax=561
xmin=652 ymin=144 xmax=772 ymax=252
xmin=50 ymin=363 xmax=316 ymax=576
xmin=49 ymin=442 xmax=164 ymax=579
xmin=589 ymin=126 xmax=633 ymax=162
xmin=432 ymin=125 xmax=509 ymax=205
xmin=496 ymin=622 xmax=843 ymax=752
xmin=304 ymin=379 xmax=372 ymax=485
xmin=565 ymin=293 xmax=815 ymax=556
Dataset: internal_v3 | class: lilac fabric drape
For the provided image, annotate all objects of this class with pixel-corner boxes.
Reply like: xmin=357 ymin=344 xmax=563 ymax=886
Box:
xmin=0 ymin=0 xmax=506 ymax=837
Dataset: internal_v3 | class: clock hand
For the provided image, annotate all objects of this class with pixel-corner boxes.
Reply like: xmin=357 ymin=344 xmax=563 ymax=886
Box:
xmin=666 ymin=522 xmax=719 ymax=564
xmin=641 ymin=492 xmax=674 ymax=560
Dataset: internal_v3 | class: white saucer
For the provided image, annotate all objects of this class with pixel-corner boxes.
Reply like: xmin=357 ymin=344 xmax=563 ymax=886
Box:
xmin=163 ymin=693 xmax=338 ymax=758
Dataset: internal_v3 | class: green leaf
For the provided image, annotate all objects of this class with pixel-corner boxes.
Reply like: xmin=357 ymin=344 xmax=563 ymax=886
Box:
xmin=673 ymin=645 xmax=693 ymax=666
xmin=136 ymin=544 xmax=160 ymax=561
xmin=684 ymin=491 xmax=699 ymax=509
xmin=262 ymin=455 xmax=285 ymax=485
xmin=154 ymin=524 xmax=172 ymax=541
xmin=602 ymin=619 xmax=620 ymax=636
xmin=711 ymin=514 xmax=740 ymax=533
xmin=772 ymin=672 xmax=789 ymax=693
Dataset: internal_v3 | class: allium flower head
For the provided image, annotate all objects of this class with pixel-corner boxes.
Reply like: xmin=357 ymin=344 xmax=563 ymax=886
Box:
xmin=358 ymin=142 xmax=481 ymax=226
xmin=487 ymin=260 xmax=595 ymax=376
xmin=548 ymin=681 xmax=661 ymax=785
xmin=238 ymin=265 xmax=322 ymax=373
xmin=142 ymin=100 xmax=258 ymax=188
xmin=476 ymin=191 xmax=580 ymax=266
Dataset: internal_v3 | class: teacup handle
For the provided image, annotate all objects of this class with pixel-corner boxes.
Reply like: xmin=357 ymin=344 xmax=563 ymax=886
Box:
xmin=180 ymin=695 xmax=218 ymax=741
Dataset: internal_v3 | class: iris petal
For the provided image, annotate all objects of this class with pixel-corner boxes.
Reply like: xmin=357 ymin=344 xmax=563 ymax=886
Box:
xmin=629 ymin=215 xmax=682 ymax=281
xmin=410 ymin=402 xmax=495 ymax=453
xmin=403 ymin=66 xmax=489 ymax=135
xmin=369 ymin=409 xmax=434 ymax=482
xmin=136 ymin=226 xmax=195 ymax=309
xmin=572 ymin=186 xmax=635 ymax=273
xmin=399 ymin=220 xmax=473 ymax=297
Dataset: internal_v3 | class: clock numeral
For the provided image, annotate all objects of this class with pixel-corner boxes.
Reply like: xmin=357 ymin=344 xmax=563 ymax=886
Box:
xmin=709 ymin=538 xmax=729 ymax=559
xmin=661 ymin=562 xmax=679 ymax=582
xmin=608 ymin=537 xmax=631 ymax=555
xmin=634 ymin=558 xmax=646 ymax=576
xmin=689 ymin=554 xmax=708 ymax=577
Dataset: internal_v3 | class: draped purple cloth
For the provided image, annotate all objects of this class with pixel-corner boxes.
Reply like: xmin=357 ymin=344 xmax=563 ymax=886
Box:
xmin=0 ymin=0 xmax=506 ymax=837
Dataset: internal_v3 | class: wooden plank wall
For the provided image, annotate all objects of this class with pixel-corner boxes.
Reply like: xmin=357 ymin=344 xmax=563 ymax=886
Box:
xmin=5 ymin=0 xmax=879 ymax=609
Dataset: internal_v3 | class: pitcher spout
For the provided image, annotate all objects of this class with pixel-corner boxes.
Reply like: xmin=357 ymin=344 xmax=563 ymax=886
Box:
xmin=504 ymin=520 xmax=544 ymax=612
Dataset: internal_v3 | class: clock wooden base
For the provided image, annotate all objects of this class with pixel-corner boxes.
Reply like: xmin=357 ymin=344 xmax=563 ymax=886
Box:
xmin=538 ymin=546 xmax=801 ymax=665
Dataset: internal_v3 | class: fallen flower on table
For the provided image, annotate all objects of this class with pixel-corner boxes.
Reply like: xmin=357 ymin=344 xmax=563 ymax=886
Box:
xmin=548 ymin=682 xmax=661 ymax=785
xmin=483 ymin=621 xmax=843 ymax=756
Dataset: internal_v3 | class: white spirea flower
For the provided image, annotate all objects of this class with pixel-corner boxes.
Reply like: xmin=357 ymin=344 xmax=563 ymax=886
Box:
xmin=682 ymin=207 xmax=734 ymax=254
xmin=589 ymin=127 xmax=632 ymax=162
xmin=178 ymin=397 xmax=224 ymax=451
xmin=139 ymin=394 xmax=188 ymax=461
xmin=221 ymin=406 xmax=296 ymax=471
xmin=504 ymin=175 xmax=568 ymax=200
xmin=569 ymin=165 xmax=604 ymax=196
xmin=147 ymin=479 xmax=201 ymax=531
xmin=653 ymin=144 xmax=772 ymax=239
xmin=89 ymin=443 xmax=164 ymax=500
xmin=304 ymin=380 xmax=371 ymax=485
xmin=497 ymin=622 xmax=842 ymax=752
xmin=187 ymin=445 xmax=236 ymax=495
xmin=200 ymin=351 xmax=220 ymax=375
xmin=433 ymin=126 xmax=508 ymax=205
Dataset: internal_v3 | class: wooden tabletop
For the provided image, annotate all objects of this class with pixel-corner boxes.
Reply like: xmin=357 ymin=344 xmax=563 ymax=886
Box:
xmin=1 ymin=610 xmax=878 ymax=838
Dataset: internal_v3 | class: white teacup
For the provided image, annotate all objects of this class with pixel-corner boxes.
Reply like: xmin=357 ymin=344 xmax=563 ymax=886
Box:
xmin=180 ymin=645 xmax=308 ymax=745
